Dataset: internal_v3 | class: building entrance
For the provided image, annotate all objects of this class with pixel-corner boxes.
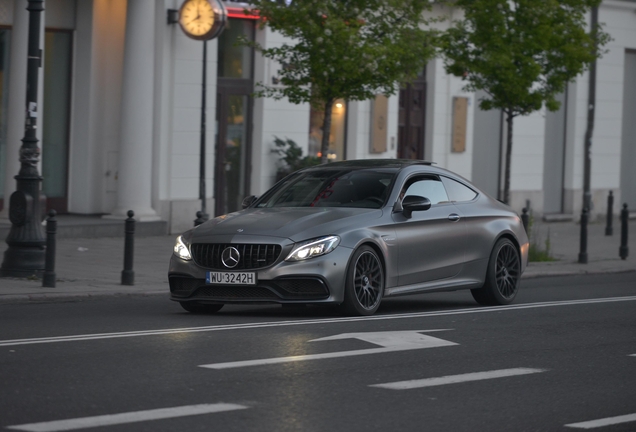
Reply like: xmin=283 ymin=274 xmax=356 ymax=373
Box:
xmin=214 ymin=80 xmax=252 ymax=216
xmin=214 ymin=18 xmax=254 ymax=216
xmin=398 ymin=71 xmax=427 ymax=160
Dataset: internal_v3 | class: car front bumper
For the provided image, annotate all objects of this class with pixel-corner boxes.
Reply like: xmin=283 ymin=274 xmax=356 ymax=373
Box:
xmin=168 ymin=245 xmax=353 ymax=305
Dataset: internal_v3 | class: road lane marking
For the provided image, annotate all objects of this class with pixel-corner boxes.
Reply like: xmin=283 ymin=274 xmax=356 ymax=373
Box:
xmin=565 ymin=413 xmax=636 ymax=429
xmin=369 ymin=367 xmax=547 ymax=390
xmin=199 ymin=330 xmax=458 ymax=369
xmin=5 ymin=403 xmax=248 ymax=432
xmin=1 ymin=296 xmax=636 ymax=347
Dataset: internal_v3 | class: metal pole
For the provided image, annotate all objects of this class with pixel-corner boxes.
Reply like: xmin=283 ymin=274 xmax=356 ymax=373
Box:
xmin=521 ymin=208 xmax=529 ymax=234
xmin=619 ymin=203 xmax=629 ymax=260
xmin=0 ymin=0 xmax=46 ymax=277
xmin=579 ymin=5 xmax=598 ymax=262
xmin=578 ymin=207 xmax=588 ymax=264
xmin=42 ymin=210 xmax=57 ymax=288
xmin=121 ymin=210 xmax=135 ymax=286
xmin=198 ymin=40 xmax=209 ymax=223
xmin=605 ymin=190 xmax=613 ymax=236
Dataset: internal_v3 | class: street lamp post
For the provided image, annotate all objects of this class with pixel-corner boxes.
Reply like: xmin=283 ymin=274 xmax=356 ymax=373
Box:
xmin=171 ymin=0 xmax=226 ymax=225
xmin=0 ymin=0 xmax=46 ymax=277
xmin=578 ymin=5 xmax=598 ymax=264
xmin=196 ymin=40 xmax=209 ymax=226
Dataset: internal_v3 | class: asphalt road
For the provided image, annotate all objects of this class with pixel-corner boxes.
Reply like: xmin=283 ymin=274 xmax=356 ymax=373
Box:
xmin=1 ymin=272 xmax=635 ymax=432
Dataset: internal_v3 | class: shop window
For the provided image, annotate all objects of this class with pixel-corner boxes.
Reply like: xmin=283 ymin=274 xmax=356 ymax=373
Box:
xmin=309 ymin=99 xmax=346 ymax=161
xmin=217 ymin=19 xmax=253 ymax=79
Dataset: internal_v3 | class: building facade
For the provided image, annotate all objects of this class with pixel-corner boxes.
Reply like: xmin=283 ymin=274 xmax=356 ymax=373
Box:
xmin=0 ymin=0 xmax=634 ymax=234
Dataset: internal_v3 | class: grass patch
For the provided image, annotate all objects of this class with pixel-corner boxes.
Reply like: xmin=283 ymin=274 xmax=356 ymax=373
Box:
xmin=527 ymin=216 xmax=556 ymax=262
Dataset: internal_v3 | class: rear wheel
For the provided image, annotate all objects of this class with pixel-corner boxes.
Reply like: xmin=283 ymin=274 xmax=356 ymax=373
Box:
xmin=342 ymin=246 xmax=384 ymax=316
xmin=471 ymin=238 xmax=520 ymax=306
xmin=179 ymin=302 xmax=224 ymax=314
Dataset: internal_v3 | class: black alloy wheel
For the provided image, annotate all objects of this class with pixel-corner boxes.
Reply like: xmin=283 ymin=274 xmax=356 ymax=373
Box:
xmin=343 ymin=245 xmax=384 ymax=315
xmin=471 ymin=238 xmax=520 ymax=306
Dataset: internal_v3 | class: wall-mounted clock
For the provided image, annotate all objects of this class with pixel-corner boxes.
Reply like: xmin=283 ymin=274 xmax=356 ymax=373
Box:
xmin=178 ymin=0 xmax=227 ymax=41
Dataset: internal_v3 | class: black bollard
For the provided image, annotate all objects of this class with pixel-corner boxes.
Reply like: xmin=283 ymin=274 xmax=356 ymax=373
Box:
xmin=42 ymin=210 xmax=57 ymax=288
xmin=194 ymin=210 xmax=206 ymax=227
xmin=605 ymin=191 xmax=614 ymax=236
xmin=521 ymin=208 xmax=529 ymax=234
xmin=619 ymin=203 xmax=629 ymax=260
xmin=121 ymin=210 xmax=135 ymax=286
xmin=578 ymin=207 xmax=588 ymax=264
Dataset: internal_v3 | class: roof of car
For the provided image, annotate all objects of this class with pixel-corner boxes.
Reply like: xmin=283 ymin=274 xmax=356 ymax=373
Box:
xmin=304 ymin=159 xmax=434 ymax=169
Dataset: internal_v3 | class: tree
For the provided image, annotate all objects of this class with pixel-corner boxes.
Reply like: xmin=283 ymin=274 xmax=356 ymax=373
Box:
xmin=440 ymin=0 xmax=609 ymax=204
xmin=244 ymin=0 xmax=438 ymax=163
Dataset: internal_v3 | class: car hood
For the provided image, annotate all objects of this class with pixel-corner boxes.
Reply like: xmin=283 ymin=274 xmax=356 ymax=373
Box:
xmin=191 ymin=207 xmax=383 ymax=242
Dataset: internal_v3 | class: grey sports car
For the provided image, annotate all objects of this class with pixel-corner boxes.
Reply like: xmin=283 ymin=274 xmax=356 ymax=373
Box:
xmin=169 ymin=159 xmax=529 ymax=315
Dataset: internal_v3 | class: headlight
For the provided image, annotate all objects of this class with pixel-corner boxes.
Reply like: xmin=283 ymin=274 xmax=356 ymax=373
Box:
xmin=173 ymin=235 xmax=192 ymax=260
xmin=286 ymin=236 xmax=340 ymax=262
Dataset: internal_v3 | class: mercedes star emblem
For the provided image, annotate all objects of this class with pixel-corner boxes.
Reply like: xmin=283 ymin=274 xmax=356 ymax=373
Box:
xmin=221 ymin=246 xmax=240 ymax=269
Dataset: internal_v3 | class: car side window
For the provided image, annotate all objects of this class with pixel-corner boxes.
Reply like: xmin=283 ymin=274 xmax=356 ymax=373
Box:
xmin=403 ymin=177 xmax=449 ymax=205
xmin=441 ymin=177 xmax=478 ymax=202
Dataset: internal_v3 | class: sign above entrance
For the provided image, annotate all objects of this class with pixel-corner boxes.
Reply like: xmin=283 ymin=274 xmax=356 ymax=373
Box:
xmin=178 ymin=0 xmax=227 ymax=41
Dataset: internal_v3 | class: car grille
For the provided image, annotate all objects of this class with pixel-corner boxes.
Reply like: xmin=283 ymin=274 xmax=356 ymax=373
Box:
xmin=191 ymin=243 xmax=282 ymax=270
xmin=169 ymin=276 xmax=329 ymax=301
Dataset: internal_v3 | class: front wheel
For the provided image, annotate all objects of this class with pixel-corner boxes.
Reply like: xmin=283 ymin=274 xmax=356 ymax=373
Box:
xmin=342 ymin=245 xmax=384 ymax=316
xmin=179 ymin=302 xmax=224 ymax=314
xmin=471 ymin=238 xmax=520 ymax=306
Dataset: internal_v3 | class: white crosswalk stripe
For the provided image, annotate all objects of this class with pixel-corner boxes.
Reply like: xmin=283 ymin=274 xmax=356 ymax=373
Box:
xmin=5 ymin=403 xmax=248 ymax=432
xmin=370 ymin=368 xmax=547 ymax=390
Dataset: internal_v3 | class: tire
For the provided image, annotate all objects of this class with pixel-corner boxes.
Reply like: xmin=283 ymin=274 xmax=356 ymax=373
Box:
xmin=342 ymin=245 xmax=384 ymax=316
xmin=179 ymin=302 xmax=224 ymax=314
xmin=471 ymin=238 xmax=520 ymax=306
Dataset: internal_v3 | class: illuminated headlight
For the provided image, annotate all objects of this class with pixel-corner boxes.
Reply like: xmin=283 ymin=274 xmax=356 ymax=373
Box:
xmin=173 ymin=235 xmax=192 ymax=260
xmin=286 ymin=236 xmax=340 ymax=262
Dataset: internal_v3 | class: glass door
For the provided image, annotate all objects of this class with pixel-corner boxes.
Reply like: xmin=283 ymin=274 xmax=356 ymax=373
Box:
xmin=42 ymin=30 xmax=72 ymax=213
xmin=398 ymin=69 xmax=427 ymax=160
xmin=214 ymin=18 xmax=254 ymax=216
xmin=215 ymin=82 xmax=251 ymax=216
xmin=0 ymin=28 xmax=10 ymax=212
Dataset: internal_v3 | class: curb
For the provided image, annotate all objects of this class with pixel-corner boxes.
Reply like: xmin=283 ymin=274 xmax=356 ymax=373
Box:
xmin=521 ymin=268 xmax=635 ymax=279
xmin=0 ymin=290 xmax=167 ymax=305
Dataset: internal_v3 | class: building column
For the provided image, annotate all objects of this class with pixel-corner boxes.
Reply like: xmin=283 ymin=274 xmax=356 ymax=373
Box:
xmin=1 ymin=1 xmax=29 ymax=219
xmin=107 ymin=0 xmax=159 ymax=221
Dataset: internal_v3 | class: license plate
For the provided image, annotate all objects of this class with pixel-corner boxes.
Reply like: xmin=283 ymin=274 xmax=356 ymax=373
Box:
xmin=206 ymin=271 xmax=257 ymax=285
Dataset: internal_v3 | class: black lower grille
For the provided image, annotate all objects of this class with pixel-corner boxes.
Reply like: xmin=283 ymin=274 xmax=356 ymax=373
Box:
xmin=169 ymin=276 xmax=204 ymax=296
xmin=170 ymin=277 xmax=330 ymax=301
xmin=193 ymin=286 xmax=279 ymax=299
xmin=191 ymin=243 xmax=282 ymax=270
xmin=273 ymin=278 xmax=329 ymax=296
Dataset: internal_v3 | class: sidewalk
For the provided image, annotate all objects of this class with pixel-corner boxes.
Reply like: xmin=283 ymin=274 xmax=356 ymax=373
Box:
xmin=0 ymin=220 xmax=633 ymax=304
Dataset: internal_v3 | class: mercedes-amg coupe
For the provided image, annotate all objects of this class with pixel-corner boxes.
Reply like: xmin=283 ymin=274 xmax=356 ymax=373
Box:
xmin=169 ymin=159 xmax=529 ymax=315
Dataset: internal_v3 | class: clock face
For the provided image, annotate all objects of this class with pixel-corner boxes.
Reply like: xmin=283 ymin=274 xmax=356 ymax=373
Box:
xmin=179 ymin=0 xmax=215 ymax=37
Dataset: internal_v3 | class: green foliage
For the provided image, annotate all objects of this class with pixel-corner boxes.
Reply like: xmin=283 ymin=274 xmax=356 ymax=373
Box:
xmin=441 ymin=0 xmax=609 ymax=116
xmin=243 ymin=0 xmax=438 ymax=162
xmin=528 ymin=237 xmax=555 ymax=262
xmin=272 ymin=136 xmax=320 ymax=180
xmin=440 ymin=0 xmax=610 ymax=203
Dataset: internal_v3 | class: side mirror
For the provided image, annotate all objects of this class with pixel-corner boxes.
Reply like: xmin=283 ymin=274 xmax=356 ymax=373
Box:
xmin=241 ymin=195 xmax=258 ymax=209
xmin=401 ymin=195 xmax=431 ymax=218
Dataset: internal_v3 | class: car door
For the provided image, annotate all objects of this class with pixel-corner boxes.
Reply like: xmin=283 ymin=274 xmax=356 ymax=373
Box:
xmin=392 ymin=175 xmax=467 ymax=286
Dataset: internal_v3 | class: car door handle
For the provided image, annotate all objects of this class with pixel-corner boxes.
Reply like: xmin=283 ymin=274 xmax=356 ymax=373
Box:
xmin=448 ymin=214 xmax=461 ymax=222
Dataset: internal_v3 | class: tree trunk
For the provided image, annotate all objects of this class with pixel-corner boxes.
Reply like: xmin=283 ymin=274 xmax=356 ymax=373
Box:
xmin=320 ymin=98 xmax=335 ymax=164
xmin=503 ymin=111 xmax=514 ymax=205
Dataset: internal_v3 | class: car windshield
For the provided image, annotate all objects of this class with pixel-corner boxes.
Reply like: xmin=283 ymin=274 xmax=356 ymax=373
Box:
xmin=255 ymin=168 xmax=397 ymax=209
